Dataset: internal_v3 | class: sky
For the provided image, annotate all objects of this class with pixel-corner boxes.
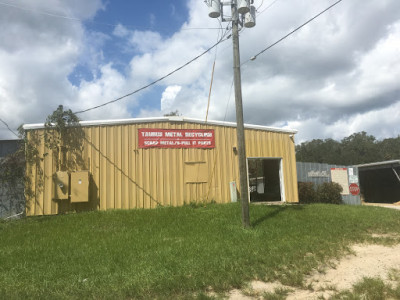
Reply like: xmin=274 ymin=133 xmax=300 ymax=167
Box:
xmin=0 ymin=0 xmax=399 ymax=144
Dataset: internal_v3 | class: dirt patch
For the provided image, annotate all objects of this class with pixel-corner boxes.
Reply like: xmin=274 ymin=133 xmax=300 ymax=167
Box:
xmin=228 ymin=243 xmax=400 ymax=299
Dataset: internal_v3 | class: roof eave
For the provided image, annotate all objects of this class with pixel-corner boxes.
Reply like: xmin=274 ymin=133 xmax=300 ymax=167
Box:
xmin=23 ymin=117 xmax=298 ymax=134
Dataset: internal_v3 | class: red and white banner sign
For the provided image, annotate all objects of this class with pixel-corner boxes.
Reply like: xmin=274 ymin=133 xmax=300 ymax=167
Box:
xmin=138 ymin=128 xmax=215 ymax=148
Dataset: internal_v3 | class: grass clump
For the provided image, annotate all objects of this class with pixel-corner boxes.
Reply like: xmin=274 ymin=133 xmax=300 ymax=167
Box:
xmin=262 ymin=287 xmax=292 ymax=300
xmin=331 ymin=276 xmax=400 ymax=300
xmin=0 ymin=203 xmax=399 ymax=299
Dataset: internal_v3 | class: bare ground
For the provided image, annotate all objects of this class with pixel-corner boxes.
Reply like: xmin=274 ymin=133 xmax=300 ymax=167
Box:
xmin=227 ymin=241 xmax=400 ymax=300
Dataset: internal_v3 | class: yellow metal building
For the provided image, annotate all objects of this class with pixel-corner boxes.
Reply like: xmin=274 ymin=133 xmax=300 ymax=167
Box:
xmin=23 ymin=117 xmax=299 ymax=216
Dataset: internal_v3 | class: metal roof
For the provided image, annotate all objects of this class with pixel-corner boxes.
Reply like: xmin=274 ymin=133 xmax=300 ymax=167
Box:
xmin=356 ymin=160 xmax=400 ymax=170
xmin=23 ymin=116 xmax=298 ymax=134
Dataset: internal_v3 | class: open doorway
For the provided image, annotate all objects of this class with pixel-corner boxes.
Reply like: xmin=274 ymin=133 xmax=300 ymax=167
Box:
xmin=248 ymin=158 xmax=284 ymax=202
xmin=358 ymin=161 xmax=400 ymax=204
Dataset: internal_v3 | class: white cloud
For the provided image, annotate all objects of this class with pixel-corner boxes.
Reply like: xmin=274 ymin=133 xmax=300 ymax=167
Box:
xmin=113 ymin=24 xmax=130 ymax=38
xmin=287 ymin=100 xmax=400 ymax=144
xmin=161 ymin=85 xmax=182 ymax=113
xmin=70 ymin=64 xmax=131 ymax=120
xmin=1 ymin=0 xmax=400 ymax=145
xmin=130 ymin=31 xmax=163 ymax=53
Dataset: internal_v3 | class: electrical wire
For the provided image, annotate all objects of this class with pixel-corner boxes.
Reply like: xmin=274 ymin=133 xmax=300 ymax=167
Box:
xmin=74 ymin=35 xmax=230 ymax=115
xmin=205 ymin=77 xmax=234 ymax=202
xmin=0 ymin=1 xmax=84 ymax=22
xmin=0 ymin=1 xmax=224 ymax=32
xmin=243 ymin=0 xmax=344 ymax=64
xmin=256 ymin=0 xmax=265 ymax=11
xmin=257 ymin=0 xmax=280 ymax=16
xmin=0 ymin=118 xmax=19 ymax=138
xmin=205 ymin=18 xmax=229 ymax=122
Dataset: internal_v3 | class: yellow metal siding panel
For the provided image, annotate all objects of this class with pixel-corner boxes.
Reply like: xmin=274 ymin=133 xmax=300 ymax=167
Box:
xmin=121 ymin=126 xmax=128 ymax=209
xmin=156 ymin=147 xmax=164 ymax=206
xmin=114 ymin=126 xmax=122 ymax=209
xmin=169 ymin=148 xmax=176 ymax=206
xmin=105 ymin=127 xmax=111 ymax=208
xmin=144 ymin=124 xmax=152 ymax=208
xmin=220 ymin=127 xmax=229 ymax=202
xmin=287 ymin=136 xmax=299 ymax=203
xmin=43 ymin=151 xmax=53 ymax=215
xmin=95 ymin=127 xmax=101 ymax=209
xmin=128 ymin=125 xmax=136 ymax=209
xmin=213 ymin=127 xmax=223 ymax=202
xmin=35 ymin=135 xmax=45 ymax=216
xmin=184 ymin=162 xmax=208 ymax=183
xmin=149 ymin=148 xmax=158 ymax=208
xmin=177 ymin=148 xmax=185 ymax=207
xmin=137 ymin=128 xmax=144 ymax=209
xmin=99 ymin=127 xmax=107 ymax=210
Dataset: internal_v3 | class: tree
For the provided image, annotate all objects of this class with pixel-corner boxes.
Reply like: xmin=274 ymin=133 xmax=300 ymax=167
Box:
xmin=44 ymin=105 xmax=85 ymax=171
xmin=296 ymin=138 xmax=341 ymax=164
xmin=378 ymin=136 xmax=400 ymax=161
xmin=296 ymin=132 xmax=399 ymax=165
xmin=340 ymin=132 xmax=378 ymax=164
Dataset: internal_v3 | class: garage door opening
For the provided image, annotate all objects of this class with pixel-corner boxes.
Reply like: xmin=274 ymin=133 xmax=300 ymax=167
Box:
xmin=357 ymin=160 xmax=400 ymax=204
xmin=248 ymin=158 xmax=284 ymax=202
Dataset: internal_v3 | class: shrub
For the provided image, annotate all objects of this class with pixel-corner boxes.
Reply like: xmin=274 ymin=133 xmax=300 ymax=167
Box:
xmin=298 ymin=182 xmax=317 ymax=204
xmin=316 ymin=182 xmax=343 ymax=204
xmin=298 ymin=182 xmax=343 ymax=204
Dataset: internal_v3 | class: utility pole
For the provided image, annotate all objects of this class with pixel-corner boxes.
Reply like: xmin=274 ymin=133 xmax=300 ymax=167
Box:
xmin=207 ymin=0 xmax=256 ymax=227
xmin=231 ymin=1 xmax=249 ymax=227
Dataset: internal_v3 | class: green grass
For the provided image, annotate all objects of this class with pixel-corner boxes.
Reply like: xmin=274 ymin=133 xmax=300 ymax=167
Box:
xmin=331 ymin=276 xmax=400 ymax=300
xmin=1 ymin=203 xmax=400 ymax=299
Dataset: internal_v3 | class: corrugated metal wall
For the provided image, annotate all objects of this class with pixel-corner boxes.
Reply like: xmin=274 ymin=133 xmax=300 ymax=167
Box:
xmin=297 ymin=162 xmax=361 ymax=205
xmin=25 ymin=121 xmax=298 ymax=216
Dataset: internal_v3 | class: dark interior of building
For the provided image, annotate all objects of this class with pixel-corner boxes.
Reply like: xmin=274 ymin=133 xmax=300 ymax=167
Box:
xmin=248 ymin=158 xmax=281 ymax=202
xmin=358 ymin=164 xmax=400 ymax=204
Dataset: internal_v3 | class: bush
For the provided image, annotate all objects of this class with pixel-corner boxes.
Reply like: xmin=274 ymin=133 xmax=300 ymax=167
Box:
xmin=298 ymin=182 xmax=317 ymax=204
xmin=298 ymin=182 xmax=343 ymax=204
xmin=316 ymin=182 xmax=343 ymax=204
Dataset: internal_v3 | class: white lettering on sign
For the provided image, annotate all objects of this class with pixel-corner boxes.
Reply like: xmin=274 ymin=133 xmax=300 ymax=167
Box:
xmin=144 ymin=141 xmax=159 ymax=146
xmin=184 ymin=132 xmax=213 ymax=138
xmin=142 ymin=132 xmax=162 ymax=137
xmin=307 ymin=170 xmax=330 ymax=178
xmin=138 ymin=128 xmax=215 ymax=148
xmin=165 ymin=132 xmax=183 ymax=137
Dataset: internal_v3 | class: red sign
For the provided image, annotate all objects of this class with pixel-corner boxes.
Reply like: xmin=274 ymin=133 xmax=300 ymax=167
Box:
xmin=138 ymin=128 xmax=215 ymax=149
xmin=349 ymin=183 xmax=360 ymax=196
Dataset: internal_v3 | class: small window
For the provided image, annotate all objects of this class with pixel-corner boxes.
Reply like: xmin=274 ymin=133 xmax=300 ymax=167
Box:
xmin=184 ymin=162 xmax=208 ymax=183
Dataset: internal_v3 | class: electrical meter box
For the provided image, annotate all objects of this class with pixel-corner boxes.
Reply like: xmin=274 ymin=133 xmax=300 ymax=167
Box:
xmin=70 ymin=171 xmax=90 ymax=203
xmin=53 ymin=171 xmax=69 ymax=200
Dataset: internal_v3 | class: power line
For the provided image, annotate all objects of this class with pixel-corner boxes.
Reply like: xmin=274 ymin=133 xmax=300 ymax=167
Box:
xmin=256 ymin=0 xmax=265 ymax=11
xmin=244 ymin=0 xmax=344 ymax=64
xmin=0 ymin=1 xmax=84 ymax=22
xmin=74 ymin=35 xmax=230 ymax=114
xmin=0 ymin=1 xmax=226 ymax=32
xmin=257 ymin=0 xmax=280 ymax=16
xmin=0 ymin=118 xmax=19 ymax=138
